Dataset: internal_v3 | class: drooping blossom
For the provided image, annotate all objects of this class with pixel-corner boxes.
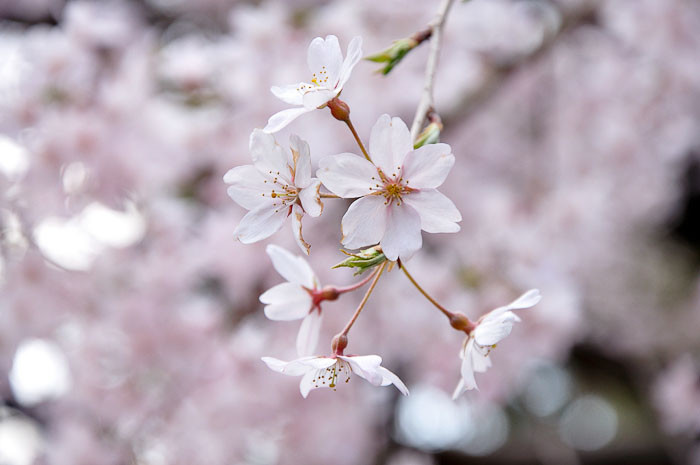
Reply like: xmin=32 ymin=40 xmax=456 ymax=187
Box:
xmin=263 ymin=35 xmax=363 ymax=133
xmin=317 ymin=114 xmax=461 ymax=261
xmin=224 ymin=129 xmax=322 ymax=254
xmin=261 ymin=354 xmax=409 ymax=398
xmin=260 ymin=245 xmax=323 ymax=356
xmin=453 ymin=289 xmax=542 ymax=398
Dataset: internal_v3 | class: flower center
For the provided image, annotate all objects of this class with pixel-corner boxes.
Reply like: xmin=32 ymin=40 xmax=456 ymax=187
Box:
xmin=312 ymin=360 xmax=351 ymax=390
xmin=261 ymin=169 xmax=299 ymax=212
xmin=374 ymin=168 xmax=412 ymax=205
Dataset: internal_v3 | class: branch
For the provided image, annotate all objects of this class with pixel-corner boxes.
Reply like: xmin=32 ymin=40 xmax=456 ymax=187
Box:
xmin=410 ymin=0 xmax=457 ymax=141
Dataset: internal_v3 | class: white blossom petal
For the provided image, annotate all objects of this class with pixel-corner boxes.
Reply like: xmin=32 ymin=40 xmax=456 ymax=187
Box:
xmin=307 ymin=35 xmax=343 ymax=87
xmin=299 ymin=369 xmax=317 ymax=398
xmin=471 ymin=347 xmax=492 ymax=373
xmin=271 ymin=83 xmax=304 ymax=106
xmin=299 ymin=179 xmax=323 ymax=218
xmin=317 ymin=153 xmax=377 ymax=198
xmin=401 ymin=143 xmax=454 ymax=189
xmin=483 ymin=289 xmax=542 ymax=321
xmin=403 ymin=189 xmax=461 ymax=233
xmin=377 ymin=366 xmax=410 ymax=395
xmin=505 ymin=289 xmax=542 ymax=310
xmin=289 ymin=134 xmax=312 ymax=188
xmin=452 ymin=378 xmax=466 ymax=400
xmin=291 ymin=204 xmax=311 ymax=255
xmin=263 ymin=107 xmax=312 ymax=133
xmin=337 ymin=36 xmax=363 ymax=90
xmin=266 ymin=244 xmax=317 ymax=289
xmin=459 ymin=339 xmax=479 ymax=391
xmin=260 ymin=282 xmax=312 ymax=321
xmin=341 ymin=195 xmax=388 ymax=250
xmin=380 ymin=203 xmax=422 ymax=261
xmin=296 ymin=310 xmax=322 ymax=356
xmin=474 ymin=311 xmax=520 ymax=346
xmin=261 ymin=356 xmax=317 ymax=376
xmin=369 ymin=114 xmax=412 ymax=176
xmin=224 ymin=165 xmax=275 ymax=211
xmin=302 ymin=88 xmax=337 ymax=109
xmin=249 ymin=129 xmax=293 ymax=183
xmin=234 ymin=205 xmax=286 ymax=244
xmin=339 ymin=355 xmax=383 ymax=385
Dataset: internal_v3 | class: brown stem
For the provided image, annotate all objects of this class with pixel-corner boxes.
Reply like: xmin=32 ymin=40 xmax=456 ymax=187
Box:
xmin=337 ymin=262 xmax=387 ymax=338
xmin=399 ymin=260 xmax=455 ymax=319
xmin=345 ymin=119 xmax=372 ymax=162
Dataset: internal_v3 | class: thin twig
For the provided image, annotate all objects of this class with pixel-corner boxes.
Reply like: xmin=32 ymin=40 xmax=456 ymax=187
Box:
xmin=345 ymin=119 xmax=372 ymax=162
xmin=410 ymin=0 xmax=457 ymax=141
xmin=399 ymin=261 xmax=455 ymax=319
xmin=338 ymin=262 xmax=387 ymax=337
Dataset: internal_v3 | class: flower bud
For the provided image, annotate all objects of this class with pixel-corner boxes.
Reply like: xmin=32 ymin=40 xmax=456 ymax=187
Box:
xmin=327 ymin=97 xmax=350 ymax=122
xmin=366 ymin=37 xmax=419 ymax=75
xmin=449 ymin=313 xmax=475 ymax=333
xmin=413 ymin=121 xmax=442 ymax=149
xmin=331 ymin=334 xmax=348 ymax=355
xmin=319 ymin=285 xmax=340 ymax=302
xmin=332 ymin=246 xmax=387 ymax=275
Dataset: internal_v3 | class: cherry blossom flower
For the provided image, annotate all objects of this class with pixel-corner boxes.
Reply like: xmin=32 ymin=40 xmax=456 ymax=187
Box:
xmin=261 ymin=354 xmax=409 ymax=398
xmin=317 ymin=114 xmax=461 ymax=261
xmin=263 ymin=35 xmax=363 ymax=133
xmin=453 ymin=289 xmax=542 ymax=398
xmin=260 ymin=245 xmax=323 ymax=356
xmin=224 ymin=129 xmax=323 ymax=254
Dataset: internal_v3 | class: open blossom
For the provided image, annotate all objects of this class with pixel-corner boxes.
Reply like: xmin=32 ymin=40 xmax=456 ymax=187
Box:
xmin=260 ymin=245 xmax=324 ymax=356
xmin=453 ymin=289 xmax=542 ymax=399
xmin=261 ymin=354 xmax=409 ymax=398
xmin=263 ymin=35 xmax=363 ymax=133
xmin=317 ymin=114 xmax=461 ymax=261
xmin=224 ymin=129 xmax=322 ymax=254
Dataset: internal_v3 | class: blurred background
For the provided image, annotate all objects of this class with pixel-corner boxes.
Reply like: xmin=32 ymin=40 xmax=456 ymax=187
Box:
xmin=1 ymin=0 xmax=699 ymax=464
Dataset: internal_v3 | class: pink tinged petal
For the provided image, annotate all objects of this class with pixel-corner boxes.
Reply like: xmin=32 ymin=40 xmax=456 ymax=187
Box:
xmin=336 ymin=36 xmax=363 ymax=90
xmin=289 ymin=134 xmax=312 ymax=188
xmin=341 ymin=196 xmax=388 ymax=250
xmin=376 ymin=366 xmax=410 ymax=395
xmin=302 ymin=88 xmax=337 ymax=109
xmin=307 ymin=35 xmax=343 ymax=87
xmin=317 ymin=153 xmax=377 ymax=198
xmin=271 ymin=83 xmax=304 ymax=106
xmin=291 ymin=204 xmax=310 ymax=255
xmin=380 ymin=203 xmax=422 ymax=261
xmin=401 ymin=143 xmax=454 ymax=189
xmin=339 ymin=355 xmax=384 ymax=385
xmin=296 ymin=310 xmax=322 ymax=356
xmin=249 ymin=129 xmax=293 ymax=184
xmin=265 ymin=244 xmax=317 ymax=289
xmin=403 ymin=189 xmax=461 ymax=233
xmin=368 ymin=114 xmax=412 ymax=176
xmin=260 ymin=283 xmax=312 ymax=321
xmin=299 ymin=179 xmax=323 ymax=218
xmin=234 ymin=205 xmax=286 ymax=244
xmin=224 ymin=165 xmax=274 ymax=210
xmin=263 ymin=107 xmax=312 ymax=133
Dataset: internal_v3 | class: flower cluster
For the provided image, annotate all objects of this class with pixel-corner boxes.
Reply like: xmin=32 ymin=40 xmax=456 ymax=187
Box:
xmin=224 ymin=34 xmax=541 ymax=398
